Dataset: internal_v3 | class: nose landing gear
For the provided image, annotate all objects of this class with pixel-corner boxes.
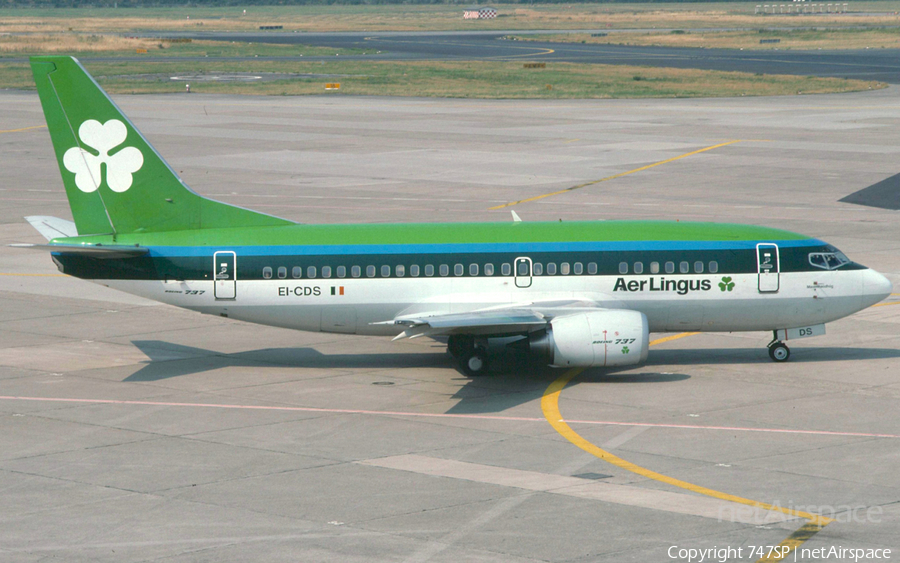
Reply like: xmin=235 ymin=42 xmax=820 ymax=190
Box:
xmin=767 ymin=336 xmax=791 ymax=362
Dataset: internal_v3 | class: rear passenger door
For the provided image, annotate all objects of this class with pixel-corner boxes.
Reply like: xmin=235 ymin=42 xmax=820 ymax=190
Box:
xmin=214 ymin=251 xmax=236 ymax=300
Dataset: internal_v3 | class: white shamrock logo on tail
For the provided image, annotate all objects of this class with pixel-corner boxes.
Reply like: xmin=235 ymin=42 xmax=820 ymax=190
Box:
xmin=63 ymin=119 xmax=143 ymax=193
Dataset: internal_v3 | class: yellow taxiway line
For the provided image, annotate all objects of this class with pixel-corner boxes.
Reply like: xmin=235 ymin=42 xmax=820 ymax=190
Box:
xmin=541 ymin=333 xmax=833 ymax=563
xmin=490 ymin=140 xmax=743 ymax=210
xmin=0 ymin=125 xmax=46 ymax=134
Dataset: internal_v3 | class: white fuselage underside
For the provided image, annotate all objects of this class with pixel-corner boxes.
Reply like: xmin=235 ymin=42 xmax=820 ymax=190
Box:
xmin=92 ymin=268 xmax=885 ymax=336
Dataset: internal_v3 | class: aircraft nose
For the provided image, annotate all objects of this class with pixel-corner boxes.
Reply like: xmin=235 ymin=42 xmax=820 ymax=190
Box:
xmin=862 ymin=269 xmax=893 ymax=307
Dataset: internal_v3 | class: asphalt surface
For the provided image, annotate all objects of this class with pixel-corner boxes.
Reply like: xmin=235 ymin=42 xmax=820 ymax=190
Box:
xmin=2 ymin=89 xmax=899 ymax=561
xmin=141 ymin=30 xmax=900 ymax=84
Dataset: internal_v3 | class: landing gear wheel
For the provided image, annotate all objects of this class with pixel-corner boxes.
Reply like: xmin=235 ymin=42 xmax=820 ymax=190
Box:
xmin=447 ymin=335 xmax=473 ymax=359
xmin=768 ymin=341 xmax=790 ymax=362
xmin=459 ymin=347 xmax=490 ymax=377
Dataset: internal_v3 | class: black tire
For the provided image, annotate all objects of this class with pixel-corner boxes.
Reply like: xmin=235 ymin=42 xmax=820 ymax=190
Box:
xmin=768 ymin=342 xmax=790 ymax=362
xmin=459 ymin=347 xmax=490 ymax=376
xmin=447 ymin=335 xmax=473 ymax=359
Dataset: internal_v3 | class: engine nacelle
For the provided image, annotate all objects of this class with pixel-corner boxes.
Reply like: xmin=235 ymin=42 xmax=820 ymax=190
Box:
xmin=529 ymin=310 xmax=649 ymax=367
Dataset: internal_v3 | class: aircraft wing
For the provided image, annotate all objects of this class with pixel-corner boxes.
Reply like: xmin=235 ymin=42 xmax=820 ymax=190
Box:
xmin=379 ymin=299 xmax=608 ymax=340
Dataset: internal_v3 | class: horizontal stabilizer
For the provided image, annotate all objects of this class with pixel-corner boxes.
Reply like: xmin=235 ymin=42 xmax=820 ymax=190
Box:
xmin=25 ymin=216 xmax=78 ymax=240
xmin=9 ymin=243 xmax=149 ymax=259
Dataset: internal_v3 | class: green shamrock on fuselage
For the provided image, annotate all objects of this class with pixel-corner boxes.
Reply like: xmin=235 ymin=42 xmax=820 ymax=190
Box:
xmin=719 ymin=276 xmax=735 ymax=292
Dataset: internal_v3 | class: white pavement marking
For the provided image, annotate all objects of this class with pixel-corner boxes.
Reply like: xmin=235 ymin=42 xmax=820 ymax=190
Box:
xmin=602 ymin=425 xmax=651 ymax=449
xmin=402 ymin=453 xmax=603 ymax=563
xmin=358 ymin=455 xmax=801 ymax=525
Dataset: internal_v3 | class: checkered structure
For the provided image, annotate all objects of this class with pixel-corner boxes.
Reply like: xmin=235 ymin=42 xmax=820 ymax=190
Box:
xmin=463 ymin=7 xmax=497 ymax=19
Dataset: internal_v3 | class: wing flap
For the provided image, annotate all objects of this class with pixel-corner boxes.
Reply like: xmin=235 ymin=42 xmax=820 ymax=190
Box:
xmin=383 ymin=309 xmax=548 ymax=340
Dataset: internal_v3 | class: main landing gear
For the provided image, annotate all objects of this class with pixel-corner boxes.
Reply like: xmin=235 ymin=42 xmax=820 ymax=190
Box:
xmin=447 ymin=335 xmax=490 ymax=377
xmin=767 ymin=334 xmax=791 ymax=362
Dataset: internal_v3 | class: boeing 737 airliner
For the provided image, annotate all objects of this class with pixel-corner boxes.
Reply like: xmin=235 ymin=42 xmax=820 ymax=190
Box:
xmin=17 ymin=56 xmax=893 ymax=375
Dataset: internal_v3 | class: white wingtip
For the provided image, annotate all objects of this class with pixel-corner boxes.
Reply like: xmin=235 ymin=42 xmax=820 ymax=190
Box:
xmin=511 ymin=210 xmax=522 ymax=222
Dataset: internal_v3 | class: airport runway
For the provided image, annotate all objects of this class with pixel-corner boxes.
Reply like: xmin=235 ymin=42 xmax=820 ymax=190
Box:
xmin=2 ymin=88 xmax=900 ymax=561
xmin=145 ymin=30 xmax=900 ymax=84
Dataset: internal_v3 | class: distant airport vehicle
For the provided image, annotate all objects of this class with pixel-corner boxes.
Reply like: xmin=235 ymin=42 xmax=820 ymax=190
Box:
xmin=17 ymin=56 xmax=892 ymax=375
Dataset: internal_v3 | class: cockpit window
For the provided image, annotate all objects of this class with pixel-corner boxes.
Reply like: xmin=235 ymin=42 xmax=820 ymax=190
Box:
xmin=809 ymin=251 xmax=850 ymax=270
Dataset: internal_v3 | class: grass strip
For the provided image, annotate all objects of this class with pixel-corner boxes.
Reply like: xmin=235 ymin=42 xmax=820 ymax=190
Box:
xmin=2 ymin=3 xmax=900 ymax=33
xmin=510 ymin=27 xmax=900 ymax=51
xmin=0 ymin=59 xmax=882 ymax=98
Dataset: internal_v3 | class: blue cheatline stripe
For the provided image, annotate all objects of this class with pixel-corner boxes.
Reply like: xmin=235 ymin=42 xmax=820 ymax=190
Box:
xmin=144 ymin=239 xmax=825 ymax=258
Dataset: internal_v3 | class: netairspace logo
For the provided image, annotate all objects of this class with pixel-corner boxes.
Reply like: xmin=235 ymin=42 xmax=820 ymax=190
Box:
xmin=668 ymin=544 xmax=891 ymax=563
xmin=64 ymin=119 xmax=143 ymax=193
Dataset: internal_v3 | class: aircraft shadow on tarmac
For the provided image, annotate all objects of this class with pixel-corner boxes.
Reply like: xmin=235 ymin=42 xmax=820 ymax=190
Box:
xmin=125 ymin=340 xmax=691 ymax=415
xmin=647 ymin=347 xmax=900 ymax=365
xmin=126 ymin=340 xmax=449 ymax=382
xmin=124 ymin=340 xmax=898 ymax=413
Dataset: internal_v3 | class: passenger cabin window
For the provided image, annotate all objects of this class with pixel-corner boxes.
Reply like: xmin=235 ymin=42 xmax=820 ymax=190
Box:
xmin=352 ymin=266 xmax=361 ymax=278
xmin=277 ymin=266 xmax=287 ymax=279
xmin=307 ymin=266 xmax=317 ymax=279
xmin=484 ymin=263 xmax=494 ymax=276
xmin=633 ymin=262 xmax=644 ymax=275
xmin=381 ymin=265 xmax=391 ymax=277
xmin=679 ymin=261 xmax=690 ymax=274
xmin=533 ymin=263 xmax=543 ymax=276
xmin=665 ymin=262 xmax=675 ymax=274
xmin=440 ymin=265 xmax=450 ymax=277
xmin=454 ymin=264 xmax=464 ymax=277
xmin=410 ymin=265 xmax=420 ymax=277
xmin=322 ymin=266 xmax=332 ymax=279
xmin=292 ymin=266 xmax=302 ymax=279
xmin=560 ymin=262 xmax=570 ymax=275
xmin=502 ymin=263 xmax=512 ymax=276
xmin=547 ymin=263 xmax=557 ymax=275
xmin=709 ymin=261 xmax=719 ymax=274
xmin=337 ymin=266 xmax=347 ymax=278
xmin=588 ymin=262 xmax=598 ymax=275
xmin=650 ymin=262 xmax=660 ymax=274
xmin=396 ymin=265 xmax=405 ymax=277
xmin=366 ymin=265 xmax=376 ymax=278
xmin=809 ymin=252 xmax=850 ymax=270
xmin=574 ymin=262 xmax=583 ymax=275
xmin=619 ymin=262 xmax=628 ymax=275
xmin=694 ymin=261 xmax=703 ymax=274
xmin=263 ymin=267 xmax=273 ymax=279
xmin=469 ymin=264 xmax=478 ymax=276
xmin=517 ymin=261 xmax=529 ymax=276
xmin=425 ymin=264 xmax=435 ymax=277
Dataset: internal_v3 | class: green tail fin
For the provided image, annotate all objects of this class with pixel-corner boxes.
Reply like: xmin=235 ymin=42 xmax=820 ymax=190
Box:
xmin=30 ymin=56 xmax=292 ymax=236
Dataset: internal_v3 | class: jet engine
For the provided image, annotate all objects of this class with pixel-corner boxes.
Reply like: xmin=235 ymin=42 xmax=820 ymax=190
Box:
xmin=528 ymin=310 xmax=649 ymax=368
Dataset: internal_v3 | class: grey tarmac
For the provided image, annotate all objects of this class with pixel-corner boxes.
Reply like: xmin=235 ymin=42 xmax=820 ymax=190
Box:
xmin=1 ymin=87 xmax=899 ymax=562
xmin=139 ymin=30 xmax=900 ymax=84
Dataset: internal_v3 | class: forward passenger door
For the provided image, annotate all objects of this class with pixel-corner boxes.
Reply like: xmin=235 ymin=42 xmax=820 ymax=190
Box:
xmin=756 ymin=244 xmax=779 ymax=293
